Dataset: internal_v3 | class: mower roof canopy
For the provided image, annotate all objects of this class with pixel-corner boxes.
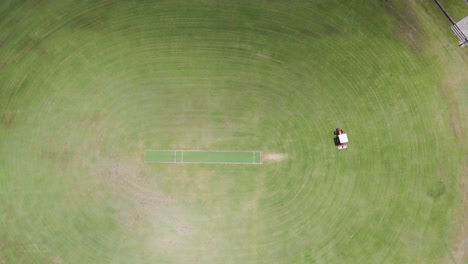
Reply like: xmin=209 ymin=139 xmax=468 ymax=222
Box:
xmin=338 ymin=133 xmax=348 ymax=143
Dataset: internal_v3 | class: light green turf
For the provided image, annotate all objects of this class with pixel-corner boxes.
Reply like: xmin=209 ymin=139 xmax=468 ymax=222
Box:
xmin=145 ymin=150 xmax=262 ymax=164
xmin=0 ymin=0 xmax=466 ymax=263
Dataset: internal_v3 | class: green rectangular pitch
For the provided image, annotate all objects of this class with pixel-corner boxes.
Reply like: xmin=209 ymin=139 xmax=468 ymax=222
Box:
xmin=145 ymin=150 xmax=262 ymax=164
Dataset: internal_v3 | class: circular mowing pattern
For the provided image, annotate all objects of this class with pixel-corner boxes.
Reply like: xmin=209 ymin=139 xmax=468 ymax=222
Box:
xmin=0 ymin=1 xmax=456 ymax=263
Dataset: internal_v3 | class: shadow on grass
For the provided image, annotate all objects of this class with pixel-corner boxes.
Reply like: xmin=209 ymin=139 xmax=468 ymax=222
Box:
xmin=333 ymin=136 xmax=340 ymax=147
xmin=333 ymin=130 xmax=340 ymax=146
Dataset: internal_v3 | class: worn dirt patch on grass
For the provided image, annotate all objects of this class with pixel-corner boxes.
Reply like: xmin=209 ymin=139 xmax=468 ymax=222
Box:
xmin=263 ymin=153 xmax=288 ymax=162
xmin=50 ymin=255 xmax=63 ymax=264
xmin=450 ymin=163 xmax=468 ymax=264
xmin=2 ymin=110 xmax=15 ymax=128
xmin=381 ymin=0 xmax=422 ymax=51
xmin=441 ymin=79 xmax=465 ymax=141
xmin=89 ymin=157 xmax=201 ymax=256
xmin=433 ymin=35 xmax=468 ymax=264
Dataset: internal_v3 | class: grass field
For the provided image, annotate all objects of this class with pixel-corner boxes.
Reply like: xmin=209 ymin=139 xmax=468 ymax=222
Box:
xmin=0 ymin=0 xmax=467 ymax=263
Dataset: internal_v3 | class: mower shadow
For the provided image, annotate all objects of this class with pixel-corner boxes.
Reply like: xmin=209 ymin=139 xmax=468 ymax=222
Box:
xmin=333 ymin=130 xmax=341 ymax=146
xmin=333 ymin=136 xmax=340 ymax=146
